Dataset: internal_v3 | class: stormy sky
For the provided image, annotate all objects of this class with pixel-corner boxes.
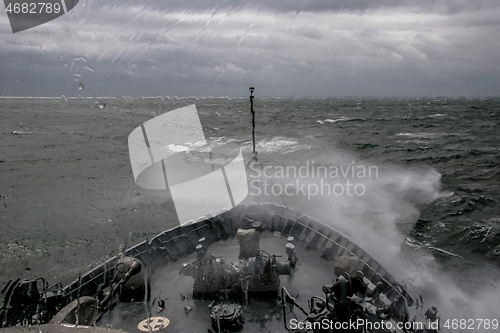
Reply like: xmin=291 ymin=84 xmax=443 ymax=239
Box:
xmin=1 ymin=0 xmax=499 ymax=97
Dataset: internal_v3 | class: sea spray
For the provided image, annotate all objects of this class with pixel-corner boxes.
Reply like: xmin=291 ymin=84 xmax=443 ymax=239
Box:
xmin=246 ymin=153 xmax=500 ymax=331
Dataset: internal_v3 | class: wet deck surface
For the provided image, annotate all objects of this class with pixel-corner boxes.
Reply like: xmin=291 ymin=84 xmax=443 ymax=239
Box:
xmin=97 ymin=231 xmax=337 ymax=332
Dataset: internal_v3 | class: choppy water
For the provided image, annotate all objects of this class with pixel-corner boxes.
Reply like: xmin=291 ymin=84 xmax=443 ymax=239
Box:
xmin=1 ymin=96 xmax=499 ymax=328
xmin=194 ymin=96 xmax=500 ymax=261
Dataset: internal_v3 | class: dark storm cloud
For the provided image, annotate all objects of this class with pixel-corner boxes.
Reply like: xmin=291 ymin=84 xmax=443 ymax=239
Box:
xmin=104 ymin=0 xmax=498 ymax=15
xmin=1 ymin=0 xmax=499 ymax=96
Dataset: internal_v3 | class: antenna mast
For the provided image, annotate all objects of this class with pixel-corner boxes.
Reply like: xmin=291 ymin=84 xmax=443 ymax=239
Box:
xmin=249 ymin=87 xmax=256 ymax=159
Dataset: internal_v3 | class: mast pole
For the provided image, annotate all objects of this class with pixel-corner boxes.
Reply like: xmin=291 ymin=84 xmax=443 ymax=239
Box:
xmin=249 ymin=87 xmax=256 ymax=159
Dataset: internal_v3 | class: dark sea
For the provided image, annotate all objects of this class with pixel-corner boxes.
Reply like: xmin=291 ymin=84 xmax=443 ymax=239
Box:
xmin=1 ymin=96 xmax=499 ymax=327
xmin=196 ymin=96 xmax=500 ymax=263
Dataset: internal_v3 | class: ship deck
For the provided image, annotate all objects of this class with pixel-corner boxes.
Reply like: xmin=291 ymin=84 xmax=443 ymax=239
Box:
xmin=97 ymin=232 xmax=337 ymax=332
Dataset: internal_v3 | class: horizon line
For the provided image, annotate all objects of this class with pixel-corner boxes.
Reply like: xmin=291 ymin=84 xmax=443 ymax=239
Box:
xmin=1 ymin=95 xmax=498 ymax=100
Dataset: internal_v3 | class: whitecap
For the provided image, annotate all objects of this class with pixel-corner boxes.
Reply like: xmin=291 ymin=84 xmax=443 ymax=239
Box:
xmin=11 ymin=131 xmax=33 ymax=134
xmin=395 ymin=132 xmax=451 ymax=139
xmin=316 ymin=117 xmax=363 ymax=125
